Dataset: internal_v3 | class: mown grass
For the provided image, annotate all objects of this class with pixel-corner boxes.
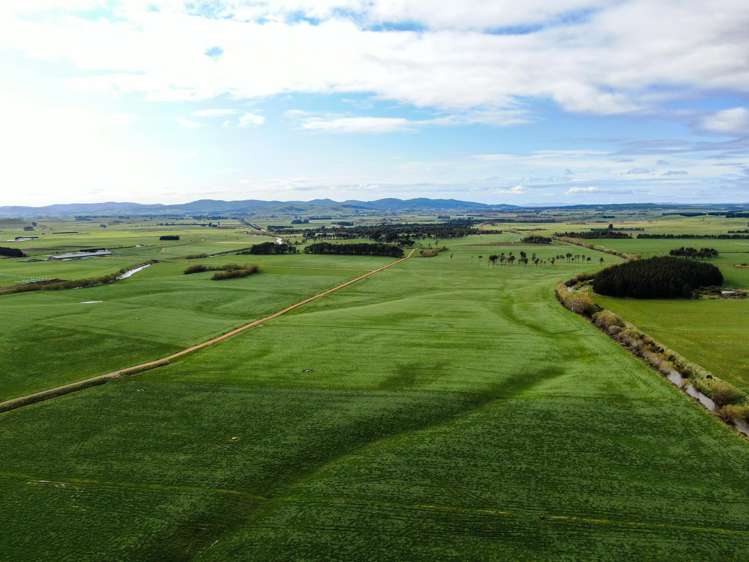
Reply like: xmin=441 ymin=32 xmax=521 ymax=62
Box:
xmin=1 ymin=236 xmax=748 ymax=560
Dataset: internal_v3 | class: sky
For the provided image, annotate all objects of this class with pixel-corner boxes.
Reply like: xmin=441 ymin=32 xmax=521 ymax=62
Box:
xmin=1 ymin=1 xmax=748 ymax=207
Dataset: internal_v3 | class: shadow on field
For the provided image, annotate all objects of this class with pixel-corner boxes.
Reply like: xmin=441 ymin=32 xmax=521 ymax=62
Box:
xmin=134 ymin=367 xmax=565 ymax=561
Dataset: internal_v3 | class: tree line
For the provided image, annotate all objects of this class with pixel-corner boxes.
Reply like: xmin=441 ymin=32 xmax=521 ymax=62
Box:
xmin=240 ymin=242 xmax=298 ymax=255
xmin=554 ymin=231 xmax=631 ymax=239
xmin=483 ymin=251 xmax=602 ymax=266
xmin=304 ymin=242 xmax=404 ymax=257
xmin=593 ymin=256 xmax=723 ymax=298
xmin=669 ymin=247 xmax=719 ymax=259
xmin=638 ymin=233 xmax=749 ymax=239
xmin=0 ymin=247 xmax=26 ymax=258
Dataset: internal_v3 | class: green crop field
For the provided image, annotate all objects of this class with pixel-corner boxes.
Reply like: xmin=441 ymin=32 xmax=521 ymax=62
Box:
xmin=1 ymin=231 xmax=748 ymax=560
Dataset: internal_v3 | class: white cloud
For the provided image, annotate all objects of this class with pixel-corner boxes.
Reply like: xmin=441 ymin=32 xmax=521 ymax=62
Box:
xmin=299 ymin=116 xmax=411 ymax=133
xmin=700 ymin=107 xmax=749 ymax=134
xmin=3 ymin=1 xmax=749 ymax=116
xmin=566 ymin=186 xmax=599 ymax=194
xmin=193 ymin=108 xmax=239 ymax=118
xmin=290 ymin=109 xmax=530 ymax=134
xmin=497 ymin=185 xmax=526 ymax=195
xmin=237 ymin=112 xmax=265 ymax=127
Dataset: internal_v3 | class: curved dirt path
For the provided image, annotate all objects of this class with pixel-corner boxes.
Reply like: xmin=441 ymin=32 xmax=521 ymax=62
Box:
xmin=0 ymin=250 xmax=414 ymax=414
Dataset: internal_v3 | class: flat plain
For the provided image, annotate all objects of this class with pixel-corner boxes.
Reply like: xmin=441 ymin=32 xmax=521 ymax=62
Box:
xmin=1 ymin=228 xmax=748 ymax=560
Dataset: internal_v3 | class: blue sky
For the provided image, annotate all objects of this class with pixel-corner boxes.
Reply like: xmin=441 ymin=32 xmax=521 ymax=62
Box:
xmin=1 ymin=1 xmax=748 ymax=206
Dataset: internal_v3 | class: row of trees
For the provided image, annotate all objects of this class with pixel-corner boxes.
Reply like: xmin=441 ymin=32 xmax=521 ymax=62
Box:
xmin=638 ymin=233 xmax=749 ymax=239
xmin=241 ymin=242 xmax=298 ymax=255
xmin=593 ymin=257 xmax=723 ymax=298
xmin=304 ymin=242 xmax=404 ymax=257
xmin=669 ymin=247 xmax=719 ymax=259
xmin=482 ymin=251 xmax=603 ymax=266
xmin=0 ymin=247 xmax=26 ymax=258
xmin=555 ymin=231 xmax=631 ymax=239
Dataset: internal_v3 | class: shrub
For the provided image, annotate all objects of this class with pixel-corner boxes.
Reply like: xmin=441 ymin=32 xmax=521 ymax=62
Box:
xmin=184 ymin=265 xmax=209 ymax=274
xmin=0 ymin=246 xmax=26 ymax=258
xmin=719 ymin=404 xmax=749 ymax=423
xmin=708 ymin=381 xmax=744 ymax=406
xmin=419 ymin=247 xmax=447 ymax=257
xmin=522 ymin=236 xmax=552 ymax=244
xmin=556 ymin=284 xmax=600 ymax=317
xmin=593 ymin=257 xmax=723 ymax=298
xmin=185 ymin=253 xmax=208 ymax=260
xmin=592 ymin=310 xmax=625 ymax=332
xmin=212 ymin=266 xmax=259 ymax=280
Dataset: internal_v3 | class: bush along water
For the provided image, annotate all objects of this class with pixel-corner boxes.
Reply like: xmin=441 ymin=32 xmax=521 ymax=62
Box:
xmin=0 ymin=261 xmax=158 ymax=296
xmin=556 ymin=278 xmax=749 ymax=434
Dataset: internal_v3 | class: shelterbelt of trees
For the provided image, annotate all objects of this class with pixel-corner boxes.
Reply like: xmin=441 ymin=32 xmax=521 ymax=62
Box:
xmin=240 ymin=242 xmax=298 ymax=255
xmin=593 ymin=257 xmax=723 ymax=298
xmin=554 ymin=230 xmax=631 ymax=239
xmin=669 ymin=247 xmax=719 ymax=259
xmin=0 ymin=246 xmax=26 ymax=258
xmin=638 ymin=233 xmax=749 ymax=239
xmin=304 ymin=242 xmax=404 ymax=258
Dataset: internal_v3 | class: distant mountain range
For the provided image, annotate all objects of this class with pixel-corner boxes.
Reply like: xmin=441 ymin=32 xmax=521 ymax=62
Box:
xmin=0 ymin=198 xmax=747 ymax=218
xmin=0 ymin=198 xmax=515 ymax=218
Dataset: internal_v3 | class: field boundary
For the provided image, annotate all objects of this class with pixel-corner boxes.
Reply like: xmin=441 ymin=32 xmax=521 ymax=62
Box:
xmin=556 ymin=277 xmax=749 ymax=440
xmin=0 ymin=250 xmax=414 ymax=414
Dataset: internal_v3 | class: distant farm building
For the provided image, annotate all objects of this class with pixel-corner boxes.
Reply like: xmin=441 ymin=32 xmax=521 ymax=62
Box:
xmin=48 ymin=249 xmax=112 ymax=261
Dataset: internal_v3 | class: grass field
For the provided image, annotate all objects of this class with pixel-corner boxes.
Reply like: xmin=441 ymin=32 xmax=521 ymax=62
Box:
xmin=0 ymin=223 xmax=392 ymax=400
xmin=582 ymin=231 xmax=749 ymax=393
xmin=0 ymin=253 xmax=390 ymax=401
xmin=1 ymin=234 xmax=748 ymax=560
xmin=486 ymin=218 xmax=749 ymax=394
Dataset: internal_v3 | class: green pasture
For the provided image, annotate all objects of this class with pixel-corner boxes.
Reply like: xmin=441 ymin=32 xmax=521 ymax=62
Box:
xmin=0 ymin=251 xmax=390 ymax=401
xmin=596 ymin=295 xmax=749 ymax=393
xmin=1 ymin=236 xmax=747 ymax=560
